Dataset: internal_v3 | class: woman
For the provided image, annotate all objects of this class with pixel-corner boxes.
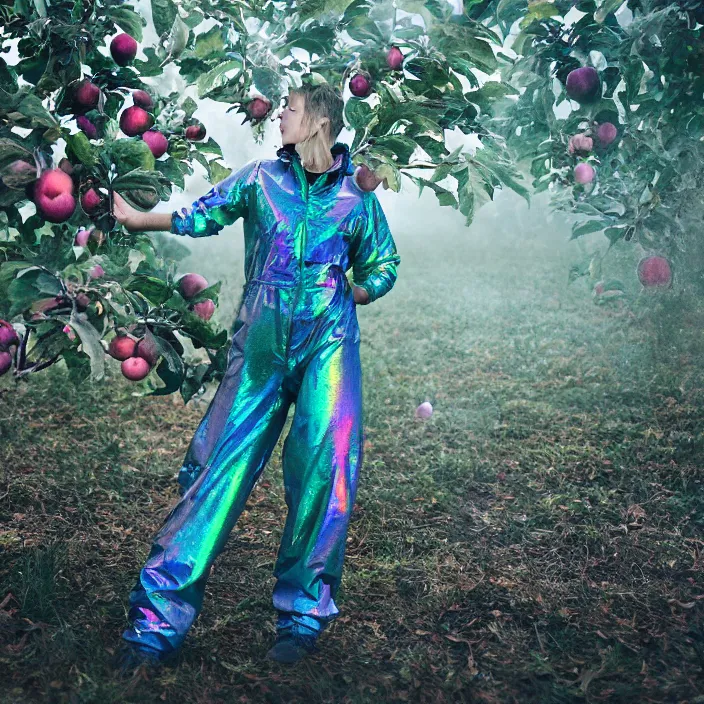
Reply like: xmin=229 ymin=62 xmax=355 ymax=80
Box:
xmin=112 ymin=81 xmax=401 ymax=669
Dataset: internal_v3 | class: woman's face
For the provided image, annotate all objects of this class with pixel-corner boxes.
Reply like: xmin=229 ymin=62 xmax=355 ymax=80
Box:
xmin=278 ymin=92 xmax=308 ymax=145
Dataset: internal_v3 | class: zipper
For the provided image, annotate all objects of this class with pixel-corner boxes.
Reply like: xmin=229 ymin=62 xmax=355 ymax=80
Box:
xmin=284 ymin=159 xmax=309 ymax=366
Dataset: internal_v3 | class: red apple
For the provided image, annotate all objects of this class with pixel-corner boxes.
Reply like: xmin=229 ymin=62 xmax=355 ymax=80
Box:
xmin=135 ymin=336 xmax=160 ymax=366
xmin=190 ymin=299 xmax=215 ymax=321
xmin=132 ymin=89 xmax=153 ymax=110
xmin=386 ymin=46 xmax=403 ymax=70
xmin=34 ymin=169 xmax=76 ymax=223
xmin=185 ymin=124 xmax=206 ymax=141
xmin=637 ymin=255 xmax=672 ymax=288
xmin=109 ymin=334 xmax=137 ymax=360
xmin=0 ymin=320 xmax=19 ymax=350
xmin=74 ymin=80 xmax=101 ymax=110
xmin=81 ymin=188 xmax=102 ymax=213
xmin=349 ymin=73 xmax=372 ymax=98
xmin=565 ymin=66 xmax=600 ymax=104
xmin=355 ymin=164 xmax=383 ymax=192
xmin=178 ymin=273 xmax=209 ymax=299
xmin=119 ymin=106 xmax=154 ymax=136
xmin=75 ymin=293 xmax=91 ymax=311
xmin=596 ymin=122 xmax=618 ymax=148
xmin=415 ymin=401 xmax=433 ymax=419
xmin=0 ymin=351 xmax=12 ymax=377
xmin=574 ymin=163 xmax=595 ymax=185
xmin=110 ymin=33 xmax=138 ymax=66
xmin=88 ymin=264 xmax=104 ymax=279
xmin=77 ymin=115 xmax=99 ymax=140
xmin=75 ymin=228 xmax=92 ymax=247
xmin=247 ymin=96 xmax=271 ymax=120
xmin=58 ymin=158 xmax=74 ymax=176
xmin=142 ymin=129 xmax=168 ymax=158
xmin=567 ymin=134 xmax=593 ymax=155
xmin=121 ymin=356 xmax=151 ymax=381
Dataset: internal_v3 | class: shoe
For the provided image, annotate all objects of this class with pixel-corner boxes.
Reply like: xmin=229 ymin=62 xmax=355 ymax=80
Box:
xmin=112 ymin=643 xmax=176 ymax=676
xmin=266 ymin=627 xmax=320 ymax=664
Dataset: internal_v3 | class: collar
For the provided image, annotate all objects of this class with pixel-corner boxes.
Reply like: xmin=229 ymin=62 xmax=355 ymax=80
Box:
xmin=276 ymin=141 xmax=355 ymax=178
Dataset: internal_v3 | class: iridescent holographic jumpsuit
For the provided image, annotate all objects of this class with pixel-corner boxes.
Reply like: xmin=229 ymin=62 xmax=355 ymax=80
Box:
xmin=121 ymin=142 xmax=400 ymax=657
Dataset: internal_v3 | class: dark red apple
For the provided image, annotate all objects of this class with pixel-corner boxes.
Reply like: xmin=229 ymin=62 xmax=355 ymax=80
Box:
xmin=565 ymin=67 xmax=600 ymax=103
xmin=349 ymin=73 xmax=372 ymax=98
xmin=81 ymin=188 xmax=102 ymax=213
xmin=0 ymin=351 xmax=12 ymax=376
xmin=110 ymin=33 xmax=138 ymax=66
xmin=121 ymin=356 xmax=151 ymax=381
xmin=34 ymin=169 xmax=76 ymax=223
xmin=75 ymin=293 xmax=91 ymax=311
xmin=119 ymin=106 xmax=154 ymax=136
xmin=74 ymin=80 xmax=101 ymax=110
xmin=386 ymin=46 xmax=403 ymax=70
xmin=185 ymin=124 xmax=206 ymax=141
xmin=637 ymin=255 xmax=672 ymax=288
xmin=142 ymin=130 xmax=168 ymax=158
xmin=58 ymin=158 xmax=74 ymax=176
xmin=355 ymin=164 xmax=383 ymax=192
xmin=77 ymin=115 xmax=99 ymax=140
xmin=178 ymin=273 xmax=209 ymax=299
xmin=109 ymin=334 xmax=137 ymax=360
xmin=596 ymin=122 xmax=618 ymax=148
xmin=190 ymin=299 xmax=215 ymax=321
xmin=135 ymin=336 xmax=160 ymax=366
xmin=0 ymin=320 xmax=19 ymax=350
xmin=247 ymin=96 xmax=271 ymax=120
xmin=132 ymin=89 xmax=153 ymax=110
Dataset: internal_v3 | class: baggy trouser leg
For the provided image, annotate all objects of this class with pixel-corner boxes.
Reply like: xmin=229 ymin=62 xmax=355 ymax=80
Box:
xmin=122 ymin=372 xmax=293 ymax=658
xmin=272 ymin=336 xmax=364 ymax=636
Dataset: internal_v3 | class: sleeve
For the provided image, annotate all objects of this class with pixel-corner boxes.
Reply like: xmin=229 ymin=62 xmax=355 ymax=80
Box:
xmin=171 ymin=159 xmax=260 ymax=237
xmin=351 ymin=192 xmax=401 ymax=303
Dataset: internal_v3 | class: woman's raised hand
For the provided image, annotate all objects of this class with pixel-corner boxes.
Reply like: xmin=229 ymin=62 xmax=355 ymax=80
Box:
xmin=111 ymin=191 xmax=142 ymax=231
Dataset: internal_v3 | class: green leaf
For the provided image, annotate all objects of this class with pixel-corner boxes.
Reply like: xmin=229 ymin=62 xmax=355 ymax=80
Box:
xmin=519 ymin=1 xmax=560 ymax=29
xmin=151 ymin=0 xmax=178 ymax=36
xmin=66 ymin=132 xmax=97 ymax=168
xmin=208 ymin=161 xmax=232 ymax=185
xmin=106 ymin=6 xmax=146 ymax=42
xmin=344 ymin=99 xmax=373 ymax=131
xmin=197 ymin=60 xmax=242 ymax=99
xmin=571 ymin=219 xmax=606 ymax=239
xmin=110 ymin=138 xmax=156 ymax=176
xmin=124 ymin=274 xmax=172 ymax=305
xmin=16 ymin=93 xmax=59 ymax=129
xmin=148 ymin=357 xmax=183 ymax=396
xmin=68 ymin=308 xmax=105 ymax=382
xmin=193 ymin=25 xmax=225 ymax=59
xmin=296 ymin=0 xmax=356 ymax=21
xmin=594 ymin=0 xmax=626 ymax=24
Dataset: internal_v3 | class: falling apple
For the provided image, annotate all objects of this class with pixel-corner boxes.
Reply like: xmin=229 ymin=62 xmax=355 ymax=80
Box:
xmin=88 ymin=264 xmax=104 ymax=279
xmin=415 ymin=402 xmax=433 ymax=419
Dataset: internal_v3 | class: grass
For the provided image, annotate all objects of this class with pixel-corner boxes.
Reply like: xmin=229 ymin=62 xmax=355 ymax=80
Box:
xmin=1 ymin=207 xmax=702 ymax=703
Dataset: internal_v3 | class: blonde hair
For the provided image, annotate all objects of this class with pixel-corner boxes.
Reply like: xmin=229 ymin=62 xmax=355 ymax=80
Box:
xmin=291 ymin=82 xmax=344 ymax=172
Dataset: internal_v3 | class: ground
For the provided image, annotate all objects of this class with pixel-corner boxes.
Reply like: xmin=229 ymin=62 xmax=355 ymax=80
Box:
xmin=1 ymin=210 xmax=702 ymax=703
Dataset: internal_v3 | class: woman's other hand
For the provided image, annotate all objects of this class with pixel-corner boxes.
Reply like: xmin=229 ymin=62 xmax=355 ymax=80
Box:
xmin=353 ymin=285 xmax=370 ymax=305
